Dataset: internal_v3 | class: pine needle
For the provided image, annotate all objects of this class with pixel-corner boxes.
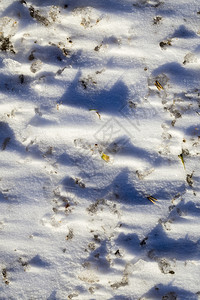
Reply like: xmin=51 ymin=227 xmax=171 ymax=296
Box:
xmin=147 ymin=195 xmax=158 ymax=204
xmin=155 ymin=80 xmax=164 ymax=91
xmin=178 ymin=153 xmax=185 ymax=169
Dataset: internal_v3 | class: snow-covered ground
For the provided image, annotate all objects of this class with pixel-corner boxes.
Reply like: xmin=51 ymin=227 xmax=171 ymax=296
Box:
xmin=0 ymin=0 xmax=200 ymax=299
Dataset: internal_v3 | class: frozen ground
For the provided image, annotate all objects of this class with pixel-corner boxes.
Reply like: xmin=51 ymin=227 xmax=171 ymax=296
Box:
xmin=0 ymin=0 xmax=200 ymax=299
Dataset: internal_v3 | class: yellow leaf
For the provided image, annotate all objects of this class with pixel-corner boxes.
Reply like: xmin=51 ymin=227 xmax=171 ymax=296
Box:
xmin=178 ymin=153 xmax=185 ymax=169
xmin=101 ymin=153 xmax=110 ymax=162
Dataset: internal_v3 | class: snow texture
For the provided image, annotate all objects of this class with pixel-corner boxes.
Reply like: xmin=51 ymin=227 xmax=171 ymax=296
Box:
xmin=0 ymin=0 xmax=200 ymax=299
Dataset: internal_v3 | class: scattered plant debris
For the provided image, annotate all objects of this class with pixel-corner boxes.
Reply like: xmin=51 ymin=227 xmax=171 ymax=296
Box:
xmin=1 ymin=137 xmax=11 ymax=151
xmin=94 ymin=43 xmax=103 ymax=51
xmin=158 ymin=258 xmax=175 ymax=274
xmin=153 ymin=16 xmax=162 ymax=24
xmin=28 ymin=51 xmax=35 ymax=61
xmin=75 ymin=178 xmax=85 ymax=188
xmin=159 ymin=39 xmax=172 ymax=49
xmin=68 ymin=292 xmax=79 ymax=299
xmin=88 ymin=242 xmax=96 ymax=251
xmin=29 ymin=5 xmax=50 ymax=26
xmin=2 ymin=268 xmax=9 ymax=285
xmin=18 ymin=257 xmax=29 ymax=270
xmin=19 ymin=74 xmax=24 ymax=84
xmin=110 ymin=278 xmax=128 ymax=289
xmin=114 ymin=249 xmax=122 ymax=257
xmin=147 ymin=195 xmax=158 ymax=204
xmin=89 ymin=109 xmax=101 ymax=119
xmin=80 ymin=76 xmax=97 ymax=89
xmin=66 ymin=228 xmax=74 ymax=240
xmin=186 ymin=172 xmax=194 ymax=186
xmin=140 ymin=237 xmax=148 ymax=246
xmin=0 ymin=34 xmax=15 ymax=53
xmin=87 ymin=199 xmax=106 ymax=214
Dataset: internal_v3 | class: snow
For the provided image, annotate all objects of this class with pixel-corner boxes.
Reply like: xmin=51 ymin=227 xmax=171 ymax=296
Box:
xmin=0 ymin=0 xmax=200 ymax=299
